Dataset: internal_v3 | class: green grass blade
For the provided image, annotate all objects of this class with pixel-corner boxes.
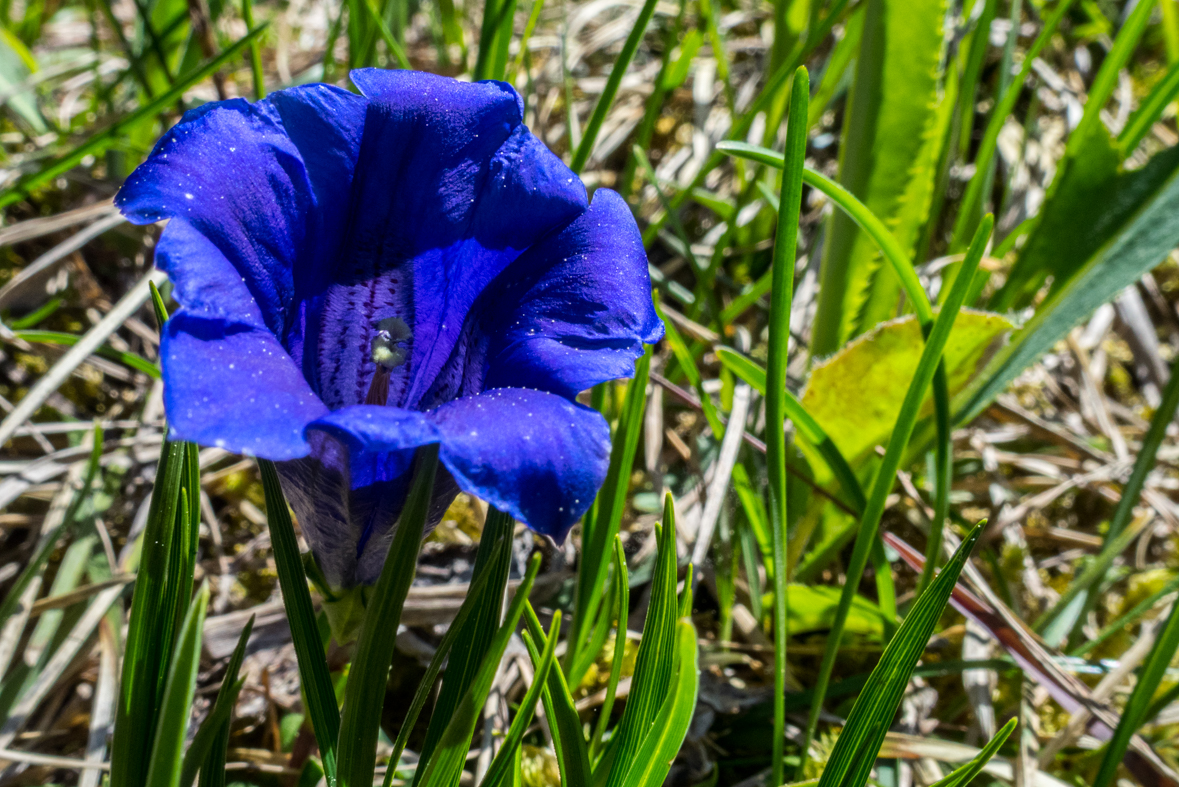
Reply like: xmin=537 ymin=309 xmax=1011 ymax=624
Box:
xmin=258 ymin=458 xmax=339 ymax=785
xmin=655 ymin=295 xmax=721 ymax=436
xmin=417 ymin=553 xmax=541 ymax=787
xmin=800 ymin=215 xmax=993 ymax=773
xmin=361 ymin=0 xmax=411 ymax=69
xmin=715 ymin=346 xmax=866 ymax=513
xmin=929 ymin=712 xmax=1016 ymax=787
xmin=480 ymin=609 xmax=560 ymax=787
xmin=618 ymin=617 xmax=699 ymax=787
xmin=240 ymin=0 xmax=265 ymax=98
xmin=591 ymin=536 xmax=630 ymax=759
xmin=110 ymin=438 xmax=188 ymax=787
xmin=10 ymin=329 xmax=160 ymax=378
xmin=144 ymin=582 xmax=210 ymax=787
xmin=382 ymin=552 xmax=499 ymax=787
xmin=948 ymin=0 xmax=1076 ymax=250
xmin=569 ymin=348 xmax=651 ymax=678
xmin=182 ymin=615 xmax=254 ymax=787
xmin=508 ymin=0 xmax=544 ymax=81
xmin=523 ymin=604 xmax=591 ymax=787
xmin=568 ymin=0 xmax=658 ymax=172
xmin=339 ymin=446 xmax=439 ymax=787
xmin=1119 ymin=58 xmax=1179 ymax=156
xmin=765 ymin=65 xmax=808 ymax=787
xmin=817 ymin=523 xmax=984 ymax=787
xmin=603 ymin=495 xmax=680 ymax=787
xmin=0 ymin=24 xmax=267 ymax=209
xmin=1070 ymin=575 xmax=1179 ymax=658
xmin=414 ymin=507 xmax=514 ymax=781
xmin=1093 ymin=595 xmax=1179 ymax=787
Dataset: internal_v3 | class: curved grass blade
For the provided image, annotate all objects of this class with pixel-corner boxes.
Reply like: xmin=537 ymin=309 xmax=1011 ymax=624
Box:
xmin=481 ymin=609 xmax=560 ymax=787
xmin=765 ymin=65 xmax=808 ymax=787
xmin=258 ymin=458 xmax=339 ymax=785
xmin=817 ymin=524 xmax=984 ymax=787
xmin=339 ymin=446 xmax=439 ymax=787
xmin=800 ymin=216 xmax=993 ymax=773
xmin=929 ymin=717 xmax=1017 ymax=787
xmin=417 ymin=553 xmax=541 ymax=787
xmin=523 ymin=604 xmax=591 ymax=787
xmin=144 ymin=582 xmax=210 ymax=787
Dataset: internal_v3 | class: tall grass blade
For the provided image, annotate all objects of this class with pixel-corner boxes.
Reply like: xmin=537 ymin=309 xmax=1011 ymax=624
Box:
xmin=338 ymin=445 xmax=439 ymax=787
xmin=144 ymin=582 xmax=210 ymax=787
xmin=590 ymin=536 xmax=630 ymax=758
xmin=929 ymin=717 xmax=1017 ymax=787
xmin=481 ymin=609 xmax=560 ymax=787
xmin=1092 ymin=596 xmax=1179 ymax=787
xmin=568 ymin=0 xmax=658 ymax=172
xmin=183 ymin=615 xmax=253 ymax=787
xmin=766 ymin=65 xmax=808 ymax=787
xmin=258 ymin=458 xmax=339 ymax=785
xmin=800 ymin=215 xmax=993 ymax=773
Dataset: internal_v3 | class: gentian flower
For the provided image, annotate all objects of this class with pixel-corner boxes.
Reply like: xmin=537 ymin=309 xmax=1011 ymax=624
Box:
xmin=117 ymin=69 xmax=662 ymax=590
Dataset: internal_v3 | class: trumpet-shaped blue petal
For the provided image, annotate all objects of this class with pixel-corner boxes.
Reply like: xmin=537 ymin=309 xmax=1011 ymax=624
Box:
xmin=118 ymin=69 xmax=659 ymax=589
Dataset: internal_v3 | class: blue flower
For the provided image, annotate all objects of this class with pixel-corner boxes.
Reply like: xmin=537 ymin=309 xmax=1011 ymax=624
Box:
xmin=117 ymin=69 xmax=662 ymax=588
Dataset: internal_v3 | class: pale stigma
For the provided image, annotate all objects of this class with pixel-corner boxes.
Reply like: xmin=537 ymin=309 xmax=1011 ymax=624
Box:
xmin=370 ymin=317 xmax=411 ymax=369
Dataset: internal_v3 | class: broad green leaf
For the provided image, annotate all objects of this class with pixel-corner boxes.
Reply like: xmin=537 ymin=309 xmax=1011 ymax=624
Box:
xmin=956 ymin=144 xmax=1179 ymax=424
xmin=810 ymin=0 xmax=948 ymax=354
xmin=784 ymin=585 xmax=886 ymax=640
xmin=144 ymin=583 xmax=209 ymax=787
xmin=802 ymin=310 xmax=1012 ymax=468
xmin=417 ymin=554 xmax=541 ymax=787
xmin=339 ymin=446 xmax=439 ymax=787
xmin=816 ymin=523 xmax=983 ymax=787
xmin=617 ymin=618 xmax=700 ymax=787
